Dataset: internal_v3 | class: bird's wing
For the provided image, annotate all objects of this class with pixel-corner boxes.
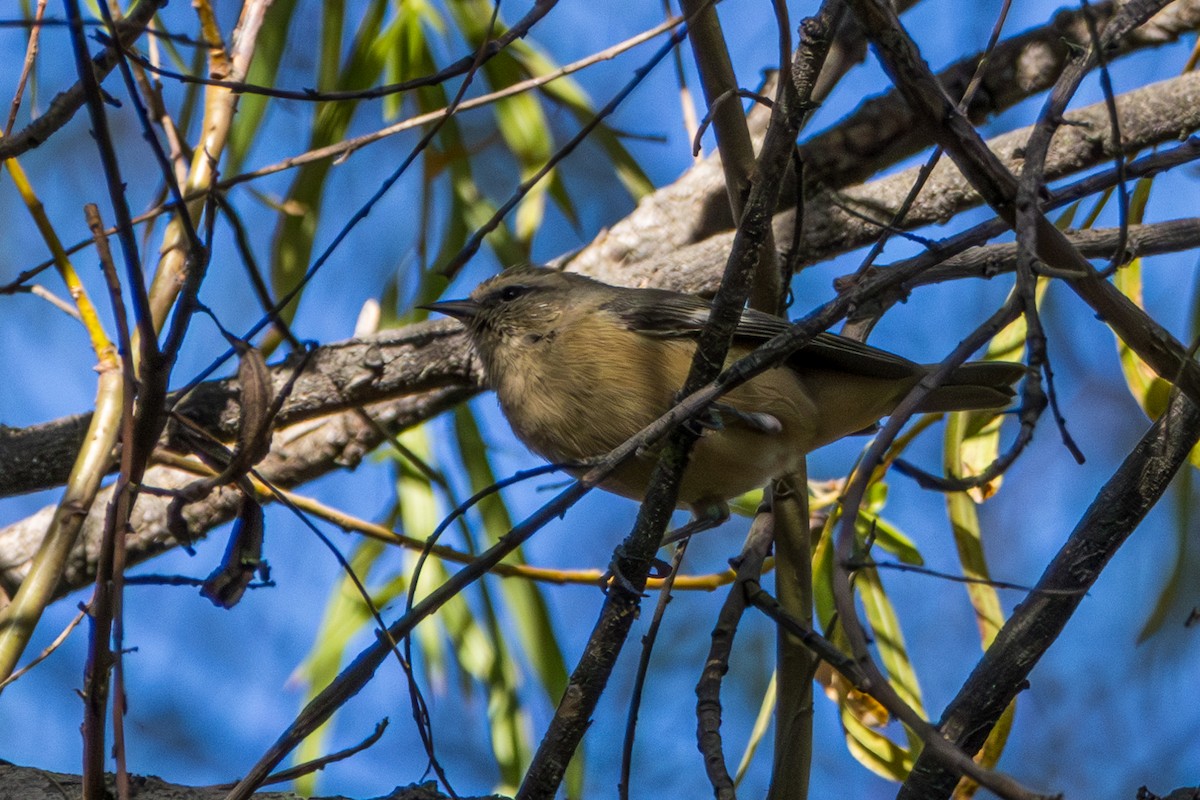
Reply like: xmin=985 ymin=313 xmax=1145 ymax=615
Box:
xmin=607 ymin=291 xmax=920 ymax=380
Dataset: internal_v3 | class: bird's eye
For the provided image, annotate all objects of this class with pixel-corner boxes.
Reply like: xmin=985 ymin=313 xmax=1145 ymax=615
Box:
xmin=498 ymin=285 xmax=527 ymax=302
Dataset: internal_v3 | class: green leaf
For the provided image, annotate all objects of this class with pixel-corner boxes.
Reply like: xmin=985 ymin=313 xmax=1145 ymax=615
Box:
xmin=269 ymin=1 xmax=391 ymax=322
xmin=858 ymin=568 xmax=925 ymax=721
xmin=841 ymin=706 xmax=915 ymax=782
xmin=452 ymin=407 xmax=583 ymax=797
xmin=944 ymin=412 xmax=1006 ymax=647
xmin=733 ymin=671 xmax=776 ymax=787
xmin=228 ymin=0 xmax=299 ymax=174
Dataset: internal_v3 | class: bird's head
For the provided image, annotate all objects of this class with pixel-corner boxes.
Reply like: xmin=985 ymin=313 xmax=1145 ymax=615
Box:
xmin=424 ymin=266 xmax=611 ymax=376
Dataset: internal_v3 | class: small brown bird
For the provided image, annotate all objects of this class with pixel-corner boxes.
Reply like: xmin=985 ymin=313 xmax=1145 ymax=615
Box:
xmin=428 ymin=266 xmax=1022 ymax=526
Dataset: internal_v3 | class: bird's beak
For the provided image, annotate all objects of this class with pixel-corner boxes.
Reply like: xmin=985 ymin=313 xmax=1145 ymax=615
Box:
xmin=421 ymin=298 xmax=481 ymax=321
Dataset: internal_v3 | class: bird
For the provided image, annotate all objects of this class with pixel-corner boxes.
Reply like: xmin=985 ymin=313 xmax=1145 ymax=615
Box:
xmin=426 ymin=265 xmax=1023 ymax=530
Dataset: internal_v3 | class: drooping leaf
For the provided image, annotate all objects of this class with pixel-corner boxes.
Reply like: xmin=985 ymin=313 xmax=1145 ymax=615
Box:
xmin=452 ymin=406 xmax=582 ymax=798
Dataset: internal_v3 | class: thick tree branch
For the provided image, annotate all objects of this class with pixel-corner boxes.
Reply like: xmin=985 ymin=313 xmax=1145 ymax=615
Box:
xmin=0 ymin=388 xmax=472 ymax=600
xmin=579 ymin=70 xmax=1200 ymax=292
xmin=0 ymin=761 xmax=490 ymax=800
xmin=0 ymin=320 xmax=479 ymax=497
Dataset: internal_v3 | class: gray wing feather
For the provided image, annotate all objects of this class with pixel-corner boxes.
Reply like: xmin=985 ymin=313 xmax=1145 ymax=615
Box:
xmin=606 ymin=292 xmax=920 ymax=380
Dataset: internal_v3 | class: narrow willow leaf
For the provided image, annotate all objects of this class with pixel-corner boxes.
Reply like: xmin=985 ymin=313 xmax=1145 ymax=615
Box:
xmin=318 ymin=0 xmax=348 ymax=92
xmin=452 ymin=407 xmax=582 ymax=797
xmin=394 ymin=430 xmax=451 ymax=688
xmin=733 ymin=671 xmax=776 ymax=787
xmin=507 ymin=41 xmax=654 ymax=200
xmin=944 ymin=412 xmax=1006 ymax=647
xmin=1115 ymin=257 xmax=1173 ymax=417
xmin=842 ymin=706 xmax=914 ymax=782
xmin=811 ymin=503 xmax=837 ymax=633
xmin=1113 ymin=178 xmax=1170 ymax=412
xmin=269 ymin=2 xmax=389 ymax=321
xmin=857 ymin=567 xmax=925 ymax=721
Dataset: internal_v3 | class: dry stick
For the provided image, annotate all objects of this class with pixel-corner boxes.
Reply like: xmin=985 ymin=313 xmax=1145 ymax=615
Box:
xmin=695 ymin=509 xmax=775 ymax=800
xmin=0 ymin=610 xmax=83 ymax=690
xmin=5 ymin=0 xmax=47 ymax=136
xmin=898 ymin=388 xmax=1200 ymax=800
xmin=246 ymin=720 xmax=389 ymax=788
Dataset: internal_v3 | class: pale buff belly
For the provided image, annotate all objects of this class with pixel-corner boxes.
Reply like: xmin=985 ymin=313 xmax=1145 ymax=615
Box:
xmin=493 ymin=331 xmax=908 ymax=510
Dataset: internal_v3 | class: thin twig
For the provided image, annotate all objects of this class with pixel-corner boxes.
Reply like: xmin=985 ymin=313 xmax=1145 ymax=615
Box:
xmin=695 ymin=508 xmax=774 ymax=799
xmin=5 ymin=0 xmax=48 ymax=136
xmin=0 ymin=610 xmax=84 ymax=690
xmin=618 ymin=539 xmax=689 ymax=800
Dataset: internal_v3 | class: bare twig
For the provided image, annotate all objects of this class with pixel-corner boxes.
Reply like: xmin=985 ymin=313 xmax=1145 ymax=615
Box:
xmin=5 ymin=0 xmax=48 ymax=136
xmin=695 ymin=508 xmax=774 ymax=799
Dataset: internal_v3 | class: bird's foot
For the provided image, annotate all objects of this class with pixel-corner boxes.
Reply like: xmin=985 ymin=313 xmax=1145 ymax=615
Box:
xmin=686 ymin=403 xmax=782 ymax=437
xmin=661 ymin=500 xmax=730 ymax=546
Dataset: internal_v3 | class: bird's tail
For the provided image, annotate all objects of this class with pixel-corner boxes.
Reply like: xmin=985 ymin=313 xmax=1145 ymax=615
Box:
xmin=915 ymin=361 xmax=1026 ymax=412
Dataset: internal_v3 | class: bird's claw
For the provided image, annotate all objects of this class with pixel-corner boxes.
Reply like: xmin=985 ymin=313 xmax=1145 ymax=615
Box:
xmin=685 ymin=403 xmax=782 ymax=437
